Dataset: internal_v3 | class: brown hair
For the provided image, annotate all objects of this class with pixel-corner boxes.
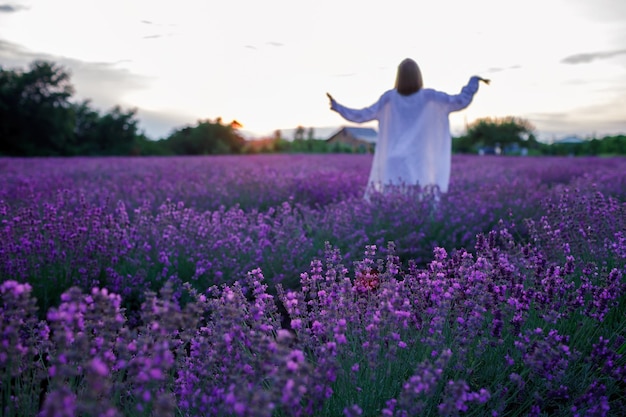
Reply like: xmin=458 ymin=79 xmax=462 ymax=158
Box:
xmin=395 ymin=58 xmax=423 ymax=96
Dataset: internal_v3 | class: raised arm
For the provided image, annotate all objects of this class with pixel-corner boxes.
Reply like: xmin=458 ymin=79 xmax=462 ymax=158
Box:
xmin=327 ymin=92 xmax=386 ymax=123
xmin=433 ymin=76 xmax=488 ymax=113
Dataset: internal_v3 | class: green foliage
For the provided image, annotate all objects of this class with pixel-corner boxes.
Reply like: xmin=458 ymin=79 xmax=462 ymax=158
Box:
xmin=4 ymin=60 xmax=624 ymax=158
xmin=0 ymin=61 xmax=75 ymax=156
xmin=453 ymin=116 xmax=537 ymax=155
xmin=71 ymin=101 xmax=141 ymax=156
xmin=453 ymin=117 xmax=626 ymax=156
xmin=133 ymin=135 xmax=171 ymax=156
xmin=246 ymin=128 xmax=350 ymax=154
xmin=161 ymin=119 xmax=246 ymax=155
xmin=294 ymin=125 xmax=306 ymax=141
xmin=243 ymin=137 xmax=356 ymax=154
xmin=544 ymin=135 xmax=626 ymax=156
xmin=0 ymin=61 xmax=143 ymax=157
xmin=286 ymin=138 xmax=332 ymax=153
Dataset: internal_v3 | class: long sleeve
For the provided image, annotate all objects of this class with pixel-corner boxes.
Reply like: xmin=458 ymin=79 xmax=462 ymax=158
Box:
xmin=432 ymin=76 xmax=481 ymax=113
xmin=330 ymin=93 xmax=388 ymax=123
xmin=450 ymin=76 xmax=480 ymax=112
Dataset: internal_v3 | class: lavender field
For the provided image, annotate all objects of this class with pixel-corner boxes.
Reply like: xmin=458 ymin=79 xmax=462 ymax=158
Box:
xmin=1 ymin=154 xmax=625 ymax=416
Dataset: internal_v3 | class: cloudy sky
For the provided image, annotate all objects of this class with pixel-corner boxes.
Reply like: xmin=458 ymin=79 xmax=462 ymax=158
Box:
xmin=1 ymin=0 xmax=625 ymax=141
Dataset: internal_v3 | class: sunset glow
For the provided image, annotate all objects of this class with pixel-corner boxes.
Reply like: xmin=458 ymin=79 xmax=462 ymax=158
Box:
xmin=1 ymin=0 xmax=624 ymax=141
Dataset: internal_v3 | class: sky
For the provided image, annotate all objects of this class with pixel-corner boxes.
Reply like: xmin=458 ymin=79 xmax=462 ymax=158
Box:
xmin=1 ymin=0 xmax=625 ymax=142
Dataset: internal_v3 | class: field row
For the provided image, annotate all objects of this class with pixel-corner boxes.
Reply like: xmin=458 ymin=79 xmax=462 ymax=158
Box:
xmin=1 ymin=155 xmax=625 ymax=416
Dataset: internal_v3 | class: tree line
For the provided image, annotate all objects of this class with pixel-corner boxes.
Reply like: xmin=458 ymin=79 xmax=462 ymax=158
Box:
xmin=453 ymin=117 xmax=626 ymax=156
xmin=0 ymin=60 xmax=250 ymax=156
xmin=1 ymin=60 xmax=624 ymax=157
xmin=537 ymin=134 xmax=626 ymax=157
xmin=1 ymin=61 xmax=142 ymax=156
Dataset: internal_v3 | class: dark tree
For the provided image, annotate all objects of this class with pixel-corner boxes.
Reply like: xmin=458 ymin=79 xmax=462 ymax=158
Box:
xmin=92 ymin=106 xmax=141 ymax=156
xmin=454 ymin=116 xmax=536 ymax=154
xmin=467 ymin=117 xmax=535 ymax=147
xmin=0 ymin=60 xmax=142 ymax=156
xmin=163 ymin=119 xmax=246 ymax=155
xmin=0 ymin=60 xmax=75 ymax=155
xmin=70 ymin=100 xmax=100 ymax=155
xmin=67 ymin=101 xmax=141 ymax=155
xmin=294 ymin=125 xmax=305 ymax=141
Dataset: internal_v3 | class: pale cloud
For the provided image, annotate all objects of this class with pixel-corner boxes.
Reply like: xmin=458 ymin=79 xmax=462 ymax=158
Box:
xmin=0 ymin=4 xmax=27 ymax=13
xmin=0 ymin=38 xmax=25 ymax=60
xmin=485 ymin=65 xmax=522 ymax=73
xmin=529 ymin=96 xmax=626 ymax=139
xmin=567 ymin=0 xmax=626 ymax=22
xmin=1 ymin=0 xmax=625 ymax=140
xmin=135 ymin=108 xmax=195 ymax=139
xmin=243 ymin=42 xmax=284 ymax=50
xmin=67 ymin=61 xmax=151 ymax=110
xmin=0 ymin=38 xmax=179 ymax=139
xmin=561 ymin=49 xmax=626 ymax=64
xmin=0 ymin=39 xmax=151 ymax=111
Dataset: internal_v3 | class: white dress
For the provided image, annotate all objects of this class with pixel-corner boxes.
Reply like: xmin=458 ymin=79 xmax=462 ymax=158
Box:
xmin=330 ymin=76 xmax=481 ymax=194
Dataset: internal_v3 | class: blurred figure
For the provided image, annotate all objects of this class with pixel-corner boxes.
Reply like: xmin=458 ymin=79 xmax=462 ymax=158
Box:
xmin=327 ymin=58 xmax=489 ymax=197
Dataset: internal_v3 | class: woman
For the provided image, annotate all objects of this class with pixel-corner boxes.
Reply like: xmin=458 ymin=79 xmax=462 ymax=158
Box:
xmin=327 ymin=58 xmax=489 ymax=196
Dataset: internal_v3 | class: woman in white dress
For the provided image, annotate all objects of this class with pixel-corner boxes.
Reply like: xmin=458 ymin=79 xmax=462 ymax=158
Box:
xmin=327 ymin=58 xmax=489 ymax=196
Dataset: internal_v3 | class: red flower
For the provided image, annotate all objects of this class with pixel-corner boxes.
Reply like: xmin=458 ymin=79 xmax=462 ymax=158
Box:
xmin=355 ymin=268 xmax=380 ymax=293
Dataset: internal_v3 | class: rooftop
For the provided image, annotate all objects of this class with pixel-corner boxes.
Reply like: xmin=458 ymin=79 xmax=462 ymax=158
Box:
xmin=554 ymin=136 xmax=585 ymax=144
xmin=331 ymin=126 xmax=378 ymax=143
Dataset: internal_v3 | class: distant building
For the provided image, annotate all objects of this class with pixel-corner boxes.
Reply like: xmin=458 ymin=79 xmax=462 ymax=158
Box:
xmin=503 ymin=143 xmax=529 ymax=156
xmin=552 ymin=136 xmax=584 ymax=156
xmin=326 ymin=127 xmax=378 ymax=153
xmin=477 ymin=146 xmax=497 ymax=156
xmin=554 ymin=136 xmax=584 ymax=144
xmin=478 ymin=143 xmax=528 ymax=156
